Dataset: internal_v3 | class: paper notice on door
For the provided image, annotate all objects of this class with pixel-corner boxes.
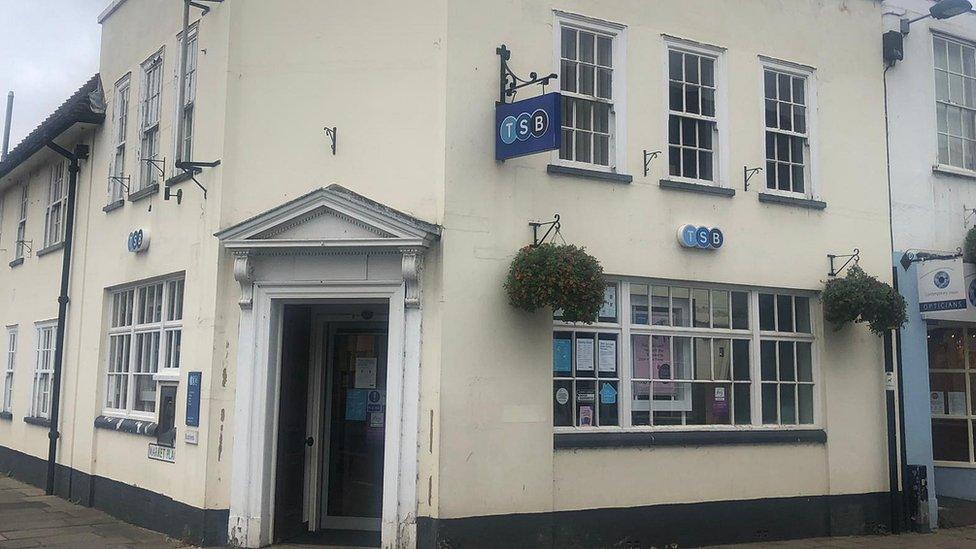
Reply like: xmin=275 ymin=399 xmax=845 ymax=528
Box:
xmin=355 ymin=357 xmax=378 ymax=389
xmin=576 ymin=338 xmax=594 ymax=372
xmin=345 ymin=389 xmax=367 ymax=421
xmin=598 ymin=339 xmax=617 ymax=373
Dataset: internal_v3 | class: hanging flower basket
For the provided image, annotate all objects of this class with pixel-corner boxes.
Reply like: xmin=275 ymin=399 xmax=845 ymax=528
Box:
xmin=821 ymin=265 xmax=906 ymax=336
xmin=504 ymin=243 xmax=605 ymax=323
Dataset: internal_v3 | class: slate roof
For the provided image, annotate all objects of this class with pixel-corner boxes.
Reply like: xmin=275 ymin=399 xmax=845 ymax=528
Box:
xmin=0 ymin=74 xmax=105 ymax=180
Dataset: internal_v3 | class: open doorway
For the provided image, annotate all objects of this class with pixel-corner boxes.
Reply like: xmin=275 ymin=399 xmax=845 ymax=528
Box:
xmin=273 ymin=302 xmax=389 ymax=547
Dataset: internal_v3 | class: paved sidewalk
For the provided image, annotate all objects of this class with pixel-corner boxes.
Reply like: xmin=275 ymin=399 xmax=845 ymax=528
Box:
xmin=0 ymin=475 xmax=189 ymax=549
xmin=705 ymin=524 xmax=976 ymax=548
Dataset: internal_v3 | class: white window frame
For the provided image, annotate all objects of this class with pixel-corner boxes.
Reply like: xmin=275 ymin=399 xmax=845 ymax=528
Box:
xmin=662 ymin=35 xmax=728 ymax=188
xmin=43 ymin=161 xmax=67 ymax=248
xmin=138 ymin=49 xmax=164 ymax=191
xmin=927 ymin=323 xmax=976 ymax=467
xmin=551 ymin=10 xmax=627 ymax=173
xmin=175 ymin=24 xmax=199 ymax=165
xmin=14 ymin=184 xmax=27 ymax=260
xmin=30 ymin=321 xmax=56 ymax=419
xmin=758 ymin=56 xmax=819 ymax=200
xmin=933 ymin=33 xmax=976 ymax=174
xmin=553 ymin=279 xmax=821 ymax=433
xmin=102 ymin=275 xmax=184 ymax=420
xmin=110 ymin=74 xmax=131 ymax=203
xmin=3 ymin=326 xmax=17 ymax=413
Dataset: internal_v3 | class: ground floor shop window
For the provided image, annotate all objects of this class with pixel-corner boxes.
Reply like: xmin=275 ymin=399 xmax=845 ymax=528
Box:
xmin=928 ymin=325 xmax=976 ymax=463
xmin=554 ymin=280 xmax=818 ymax=430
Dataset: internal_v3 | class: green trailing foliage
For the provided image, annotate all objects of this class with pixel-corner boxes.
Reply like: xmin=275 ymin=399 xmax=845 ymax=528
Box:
xmin=504 ymin=243 xmax=605 ymax=323
xmin=965 ymin=227 xmax=976 ymax=264
xmin=821 ymin=265 xmax=907 ymax=336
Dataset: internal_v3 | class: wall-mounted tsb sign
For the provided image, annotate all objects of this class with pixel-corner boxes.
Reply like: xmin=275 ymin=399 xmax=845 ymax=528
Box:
xmin=919 ymin=257 xmax=967 ymax=316
xmin=495 ymin=92 xmax=561 ymax=161
xmin=677 ymin=224 xmax=724 ymax=250
xmin=126 ymin=228 xmax=150 ymax=253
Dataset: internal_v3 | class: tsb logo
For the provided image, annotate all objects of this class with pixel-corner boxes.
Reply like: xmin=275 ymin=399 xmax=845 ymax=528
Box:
xmin=499 ymin=109 xmax=550 ymax=145
xmin=677 ymin=224 xmax=724 ymax=250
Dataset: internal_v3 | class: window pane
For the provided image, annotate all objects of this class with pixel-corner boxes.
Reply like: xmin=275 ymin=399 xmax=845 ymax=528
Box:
xmin=576 ymin=380 xmax=596 ymax=427
xmin=596 ymin=68 xmax=612 ymax=100
xmin=672 ymin=287 xmax=691 ymax=327
xmin=701 ymin=58 xmax=714 ymax=87
xmin=685 ymin=84 xmax=700 ymax=115
xmin=672 ymin=336 xmax=693 ymax=380
xmin=631 ymin=284 xmax=649 ymax=325
xmin=936 ymin=70 xmax=950 ymax=102
xmin=598 ymin=380 xmax=619 ymax=426
xmin=929 ymin=328 xmax=965 ymax=369
xmin=761 ymin=340 xmax=777 ymax=381
xmin=692 ymin=288 xmax=710 ymax=328
xmin=669 ymin=50 xmax=683 ymax=80
xmin=795 ymin=296 xmax=811 ymax=333
xmin=698 ymin=151 xmax=713 ymax=181
xmin=134 ymin=375 xmax=157 ymax=413
xmin=669 ymin=81 xmax=683 ymax=111
xmin=930 ymin=372 xmax=967 ymax=415
xmin=579 ymin=64 xmax=594 ymax=96
xmin=686 ymin=383 xmax=731 ymax=425
xmin=762 ymin=384 xmax=778 ymax=424
xmin=732 ymin=339 xmax=751 ymax=381
xmin=765 ymin=99 xmax=777 ymax=128
xmin=776 ymin=295 xmax=794 ymax=332
xmin=935 ymin=38 xmax=948 ymax=70
xmin=632 ymin=335 xmax=651 ymax=379
xmin=650 ymin=285 xmax=670 ymax=326
xmin=798 ymin=385 xmax=814 ymax=424
xmin=560 ymin=60 xmax=577 ymax=93
xmin=579 ymin=32 xmax=594 ymax=63
xmin=631 ymin=380 xmax=650 ymax=426
xmin=932 ymin=418 xmax=969 ymax=461
xmin=575 ymin=131 xmax=591 ymax=163
xmin=561 ymin=28 xmax=577 ymax=59
xmin=596 ymin=36 xmax=612 ymax=67
xmin=950 ymin=42 xmax=963 ymax=73
xmin=711 ymin=290 xmax=730 ymax=329
xmin=780 ymin=385 xmax=797 ymax=424
xmin=554 ymin=379 xmax=573 ymax=426
xmin=759 ymin=294 xmax=775 ymax=330
xmin=694 ymin=338 xmax=712 ymax=380
xmin=733 ymin=383 xmax=751 ymax=425
xmin=731 ymin=291 xmax=749 ymax=329
xmin=713 ymin=339 xmax=731 ymax=380
xmin=797 ymin=342 xmax=813 ymax=382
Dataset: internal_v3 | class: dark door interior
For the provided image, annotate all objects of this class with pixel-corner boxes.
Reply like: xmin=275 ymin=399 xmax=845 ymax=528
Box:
xmin=273 ymin=305 xmax=312 ymax=543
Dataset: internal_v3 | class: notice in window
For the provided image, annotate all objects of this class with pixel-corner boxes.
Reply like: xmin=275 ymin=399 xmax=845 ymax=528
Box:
xmin=553 ymin=338 xmax=572 ymax=374
xmin=948 ymin=391 xmax=967 ymax=416
xmin=354 ymin=357 xmax=377 ymax=389
xmin=931 ymin=391 xmax=946 ymax=415
xmin=652 ymin=336 xmax=675 ymax=396
xmin=599 ymin=286 xmax=617 ymax=320
xmin=346 ymin=388 xmax=367 ymax=421
xmin=576 ymin=338 xmax=595 ymax=372
xmin=598 ymin=339 xmax=616 ymax=373
xmin=579 ymin=405 xmax=594 ymax=427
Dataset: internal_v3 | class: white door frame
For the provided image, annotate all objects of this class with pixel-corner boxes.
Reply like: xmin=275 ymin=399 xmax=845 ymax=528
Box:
xmin=227 ymin=279 xmax=418 ymax=548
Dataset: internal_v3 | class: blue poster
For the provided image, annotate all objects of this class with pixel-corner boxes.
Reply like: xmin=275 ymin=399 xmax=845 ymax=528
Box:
xmin=345 ymin=389 xmax=367 ymax=421
xmin=185 ymin=372 xmax=202 ymax=427
xmin=600 ymin=382 xmax=617 ymax=405
xmin=495 ymin=92 xmax=561 ymax=161
xmin=553 ymin=339 xmax=572 ymax=373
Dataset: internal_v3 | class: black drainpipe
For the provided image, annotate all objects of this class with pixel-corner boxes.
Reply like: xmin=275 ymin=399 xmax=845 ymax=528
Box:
xmin=43 ymin=140 xmax=87 ymax=495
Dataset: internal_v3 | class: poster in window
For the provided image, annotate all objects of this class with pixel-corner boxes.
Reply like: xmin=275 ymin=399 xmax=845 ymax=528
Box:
xmin=948 ymin=391 xmax=967 ymax=416
xmin=652 ymin=335 xmax=676 ymax=396
xmin=579 ymin=405 xmax=594 ymax=427
xmin=633 ymin=336 xmax=651 ymax=379
xmin=345 ymin=388 xmax=367 ymax=421
xmin=931 ymin=391 xmax=946 ymax=415
xmin=599 ymin=381 xmax=619 ymax=426
xmin=576 ymin=337 xmax=595 ymax=372
xmin=354 ymin=357 xmax=377 ymax=389
xmin=598 ymin=338 xmax=616 ymax=373
xmin=553 ymin=337 xmax=572 ymax=374
xmin=553 ymin=381 xmax=573 ymax=426
xmin=599 ymin=285 xmax=617 ymax=321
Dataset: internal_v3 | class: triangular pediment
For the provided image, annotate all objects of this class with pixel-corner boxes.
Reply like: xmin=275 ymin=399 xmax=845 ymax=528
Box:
xmin=215 ymin=185 xmax=440 ymax=252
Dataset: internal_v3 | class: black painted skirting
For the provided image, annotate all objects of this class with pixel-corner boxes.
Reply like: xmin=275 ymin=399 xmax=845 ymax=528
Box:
xmin=0 ymin=444 xmax=227 ymax=546
xmin=417 ymin=491 xmax=890 ymax=549
xmin=555 ymin=429 xmax=827 ymax=448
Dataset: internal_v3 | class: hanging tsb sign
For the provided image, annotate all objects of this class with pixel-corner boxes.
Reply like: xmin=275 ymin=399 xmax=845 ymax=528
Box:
xmin=495 ymin=92 xmax=561 ymax=161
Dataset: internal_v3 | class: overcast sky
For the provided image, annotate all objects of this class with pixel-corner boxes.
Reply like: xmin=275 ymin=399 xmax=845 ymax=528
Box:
xmin=0 ymin=0 xmax=103 ymax=150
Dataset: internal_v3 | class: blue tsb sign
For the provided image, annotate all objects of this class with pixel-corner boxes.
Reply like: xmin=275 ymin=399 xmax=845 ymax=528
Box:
xmin=495 ymin=92 xmax=561 ymax=161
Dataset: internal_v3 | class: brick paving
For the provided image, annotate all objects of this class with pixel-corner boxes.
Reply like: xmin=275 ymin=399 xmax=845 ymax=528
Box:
xmin=0 ymin=475 xmax=190 ymax=549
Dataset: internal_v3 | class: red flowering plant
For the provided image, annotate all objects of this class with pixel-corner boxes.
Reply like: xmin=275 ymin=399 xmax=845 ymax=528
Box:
xmin=504 ymin=243 xmax=605 ymax=323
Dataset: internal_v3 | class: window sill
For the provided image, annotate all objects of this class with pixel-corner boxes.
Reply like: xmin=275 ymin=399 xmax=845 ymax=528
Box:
xmin=933 ymin=163 xmax=976 ymax=180
xmin=103 ymin=199 xmax=125 ymax=213
xmin=547 ymin=164 xmax=633 ymax=184
xmin=0 ymin=411 xmax=11 ymax=421
xmin=553 ymin=428 xmax=826 ymax=449
xmin=153 ymin=371 xmax=181 ymax=383
xmin=128 ymin=183 xmax=159 ymax=202
xmin=757 ymin=192 xmax=827 ymax=210
xmin=659 ymin=179 xmax=735 ymax=197
xmin=8 ymin=257 xmax=24 ymax=268
xmin=165 ymin=167 xmax=202 ymax=187
xmin=36 ymin=242 xmax=64 ymax=257
xmin=23 ymin=416 xmax=51 ymax=428
xmin=94 ymin=414 xmax=157 ymax=437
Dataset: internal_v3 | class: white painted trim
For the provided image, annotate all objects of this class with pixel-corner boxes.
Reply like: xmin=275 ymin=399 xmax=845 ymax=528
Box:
xmin=97 ymin=0 xmax=128 ymax=23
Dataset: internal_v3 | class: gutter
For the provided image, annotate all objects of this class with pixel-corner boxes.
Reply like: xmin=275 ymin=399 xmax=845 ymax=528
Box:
xmin=43 ymin=140 xmax=88 ymax=495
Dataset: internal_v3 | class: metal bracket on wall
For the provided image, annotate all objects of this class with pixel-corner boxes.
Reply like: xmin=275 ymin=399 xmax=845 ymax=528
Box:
xmin=497 ymin=44 xmax=557 ymax=104
xmin=188 ymin=0 xmax=222 ymax=16
xmin=965 ymin=205 xmax=976 ymax=228
xmin=144 ymin=157 xmax=166 ymax=181
xmin=15 ymin=240 xmax=32 ymax=258
xmin=899 ymin=248 xmax=962 ymax=270
xmin=164 ymin=186 xmax=183 ymax=205
xmin=324 ymin=126 xmax=337 ymax=155
xmin=827 ymin=248 xmax=860 ymax=277
xmin=743 ymin=166 xmax=763 ymax=191
xmin=529 ymin=214 xmax=561 ymax=248
xmin=109 ymin=174 xmax=131 ymax=196
xmin=643 ymin=150 xmax=661 ymax=177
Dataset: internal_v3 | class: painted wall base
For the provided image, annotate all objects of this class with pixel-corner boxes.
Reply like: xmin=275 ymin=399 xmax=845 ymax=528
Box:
xmin=416 ymin=492 xmax=890 ymax=549
xmin=0 ymin=444 xmax=228 ymax=546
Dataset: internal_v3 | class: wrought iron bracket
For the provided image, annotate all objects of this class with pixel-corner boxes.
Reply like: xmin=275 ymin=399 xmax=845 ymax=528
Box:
xmin=16 ymin=240 xmax=33 ymax=258
xmin=497 ymin=45 xmax=557 ymax=104
xmin=144 ymin=157 xmax=166 ymax=181
xmin=188 ymin=0 xmax=222 ymax=16
xmin=827 ymin=248 xmax=860 ymax=277
xmin=324 ymin=126 xmax=337 ymax=155
xmin=899 ymin=249 xmax=963 ymax=270
xmin=529 ymin=214 xmax=561 ymax=248
xmin=744 ymin=166 xmax=763 ymax=191
xmin=643 ymin=150 xmax=661 ymax=177
xmin=109 ymin=174 xmax=131 ymax=195
xmin=965 ymin=205 xmax=976 ymax=228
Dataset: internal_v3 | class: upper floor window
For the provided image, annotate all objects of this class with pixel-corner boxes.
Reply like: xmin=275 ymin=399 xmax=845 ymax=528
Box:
xmin=934 ymin=36 xmax=976 ymax=171
xmin=110 ymin=75 xmax=130 ymax=203
xmin=554 ymin=280 xmax=817 ymax=430
xmin=30 ymin=322 xmax=56 ymax=420
xmin=555 ymin=12 xmax=625 ymax=171
xmin=139 ymin=51 xmax=164 ymax=190
xmin=179 ymin=27 xmax=198 ymax=162
xmin=104 ymin=276 xmax=184 ymax=418
xmin=763 ymin=61 xmax=813 ymax=196
xmin=3 ymin=326 xmax=17 ymax=414
xmin=667 ymin=41 xmax=721 ymax=184
xmin=15 ymin=184 xmax=27 ymax=260
xmin=43 ymin=161 xmax=67 ymax=248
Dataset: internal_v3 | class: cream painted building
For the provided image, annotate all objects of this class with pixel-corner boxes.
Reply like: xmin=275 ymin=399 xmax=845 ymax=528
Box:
xmin=0 ymin=1 xmax=897 ymax=548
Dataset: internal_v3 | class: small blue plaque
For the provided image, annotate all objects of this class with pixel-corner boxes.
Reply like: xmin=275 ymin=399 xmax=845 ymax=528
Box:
xmin=185 ymin=371 xmax=202 ymax=427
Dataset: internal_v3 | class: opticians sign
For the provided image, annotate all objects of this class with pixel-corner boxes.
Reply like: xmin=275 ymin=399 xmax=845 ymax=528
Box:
xmin=919 ymin=257 xmax=967 ymax=317
xmin=495 ymin=92 xmax=561 ymax=161
xmin=677 ymin=224 xmax=724 ymax=250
